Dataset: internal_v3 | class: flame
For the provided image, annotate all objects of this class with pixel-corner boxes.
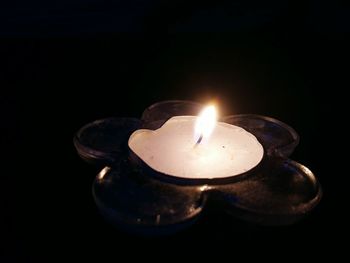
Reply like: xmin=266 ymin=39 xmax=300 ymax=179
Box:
xmin=97 ymin=167 xmax=110 ymax=180
xmin=195 ymin=105 xmax=217 ymax=142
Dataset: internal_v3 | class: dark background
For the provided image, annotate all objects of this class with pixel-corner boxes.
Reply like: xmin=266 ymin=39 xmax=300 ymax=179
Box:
xmin=1 ymin=0 xmax=348 ymax=261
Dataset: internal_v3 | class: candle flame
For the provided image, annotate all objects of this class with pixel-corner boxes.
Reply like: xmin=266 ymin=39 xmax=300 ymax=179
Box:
xmin=97 ymin=167 xmax=110 ymax=180
xmin=195 ymin=105 xmax=217 ymax=143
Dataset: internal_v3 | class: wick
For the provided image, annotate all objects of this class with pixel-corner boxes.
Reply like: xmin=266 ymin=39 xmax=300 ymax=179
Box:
xmin=195 ymin=134 xmax=203 ymax=146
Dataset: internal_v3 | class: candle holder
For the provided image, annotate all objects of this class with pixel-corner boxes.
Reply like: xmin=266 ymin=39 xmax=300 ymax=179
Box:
xmin=74 ymin=100 xmax=322 ymax=234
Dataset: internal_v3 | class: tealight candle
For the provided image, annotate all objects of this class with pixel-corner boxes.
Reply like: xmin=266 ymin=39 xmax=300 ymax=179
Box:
xmin=128 ymin=105 xmax=264 ymax=179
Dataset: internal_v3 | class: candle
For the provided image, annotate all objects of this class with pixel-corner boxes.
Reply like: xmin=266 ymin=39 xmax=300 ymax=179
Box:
xmin=128 ymin=105 xmax=264 ymax=179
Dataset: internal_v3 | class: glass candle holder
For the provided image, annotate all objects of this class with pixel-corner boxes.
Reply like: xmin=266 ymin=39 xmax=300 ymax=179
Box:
xmin=74 ymin=100 xmax=322 ymax=234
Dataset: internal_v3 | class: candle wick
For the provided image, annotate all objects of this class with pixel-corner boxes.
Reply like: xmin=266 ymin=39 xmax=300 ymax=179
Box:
xmin=195 ymin=134 xmax=203 ymax=145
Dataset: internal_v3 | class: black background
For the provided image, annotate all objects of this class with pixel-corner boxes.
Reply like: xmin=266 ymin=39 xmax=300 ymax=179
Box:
xmin=1 ymin=0 xmax=348 ymax=261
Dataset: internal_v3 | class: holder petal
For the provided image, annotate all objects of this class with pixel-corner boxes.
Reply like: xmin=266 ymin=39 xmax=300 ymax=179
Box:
xmin=74 ymin=117 xmax=141 ymax=165
xmin=221 ymin=114 xmax=299 ymax=158
xmin=208 ymin=159 xmax=322 ymax=225
xmin=141 ymin=100 xmax=202 ymax=123
xmin=92 ymin=163 xmax=207 ymax=234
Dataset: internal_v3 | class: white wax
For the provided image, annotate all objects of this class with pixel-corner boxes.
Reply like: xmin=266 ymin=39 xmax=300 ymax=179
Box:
xmin=128 ymin=116 xmax=264 ymax=179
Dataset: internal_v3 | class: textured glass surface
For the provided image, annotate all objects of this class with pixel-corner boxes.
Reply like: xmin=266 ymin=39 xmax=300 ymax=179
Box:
xmin=93 ymin=165 xmax=205 ymax=234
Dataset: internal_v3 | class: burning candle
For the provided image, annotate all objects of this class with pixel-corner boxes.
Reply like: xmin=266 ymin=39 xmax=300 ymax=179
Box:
xmin=128 ymin=105 xmax=264 ymax=179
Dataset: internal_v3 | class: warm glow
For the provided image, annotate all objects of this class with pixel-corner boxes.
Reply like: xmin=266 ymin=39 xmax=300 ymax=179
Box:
xmin=195 ymin=105 xmax=217 ymax=142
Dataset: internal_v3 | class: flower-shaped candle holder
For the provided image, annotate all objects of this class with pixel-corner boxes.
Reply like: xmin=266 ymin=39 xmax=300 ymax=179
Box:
xmin=74 ymin=100 xmax=322 ymax=234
